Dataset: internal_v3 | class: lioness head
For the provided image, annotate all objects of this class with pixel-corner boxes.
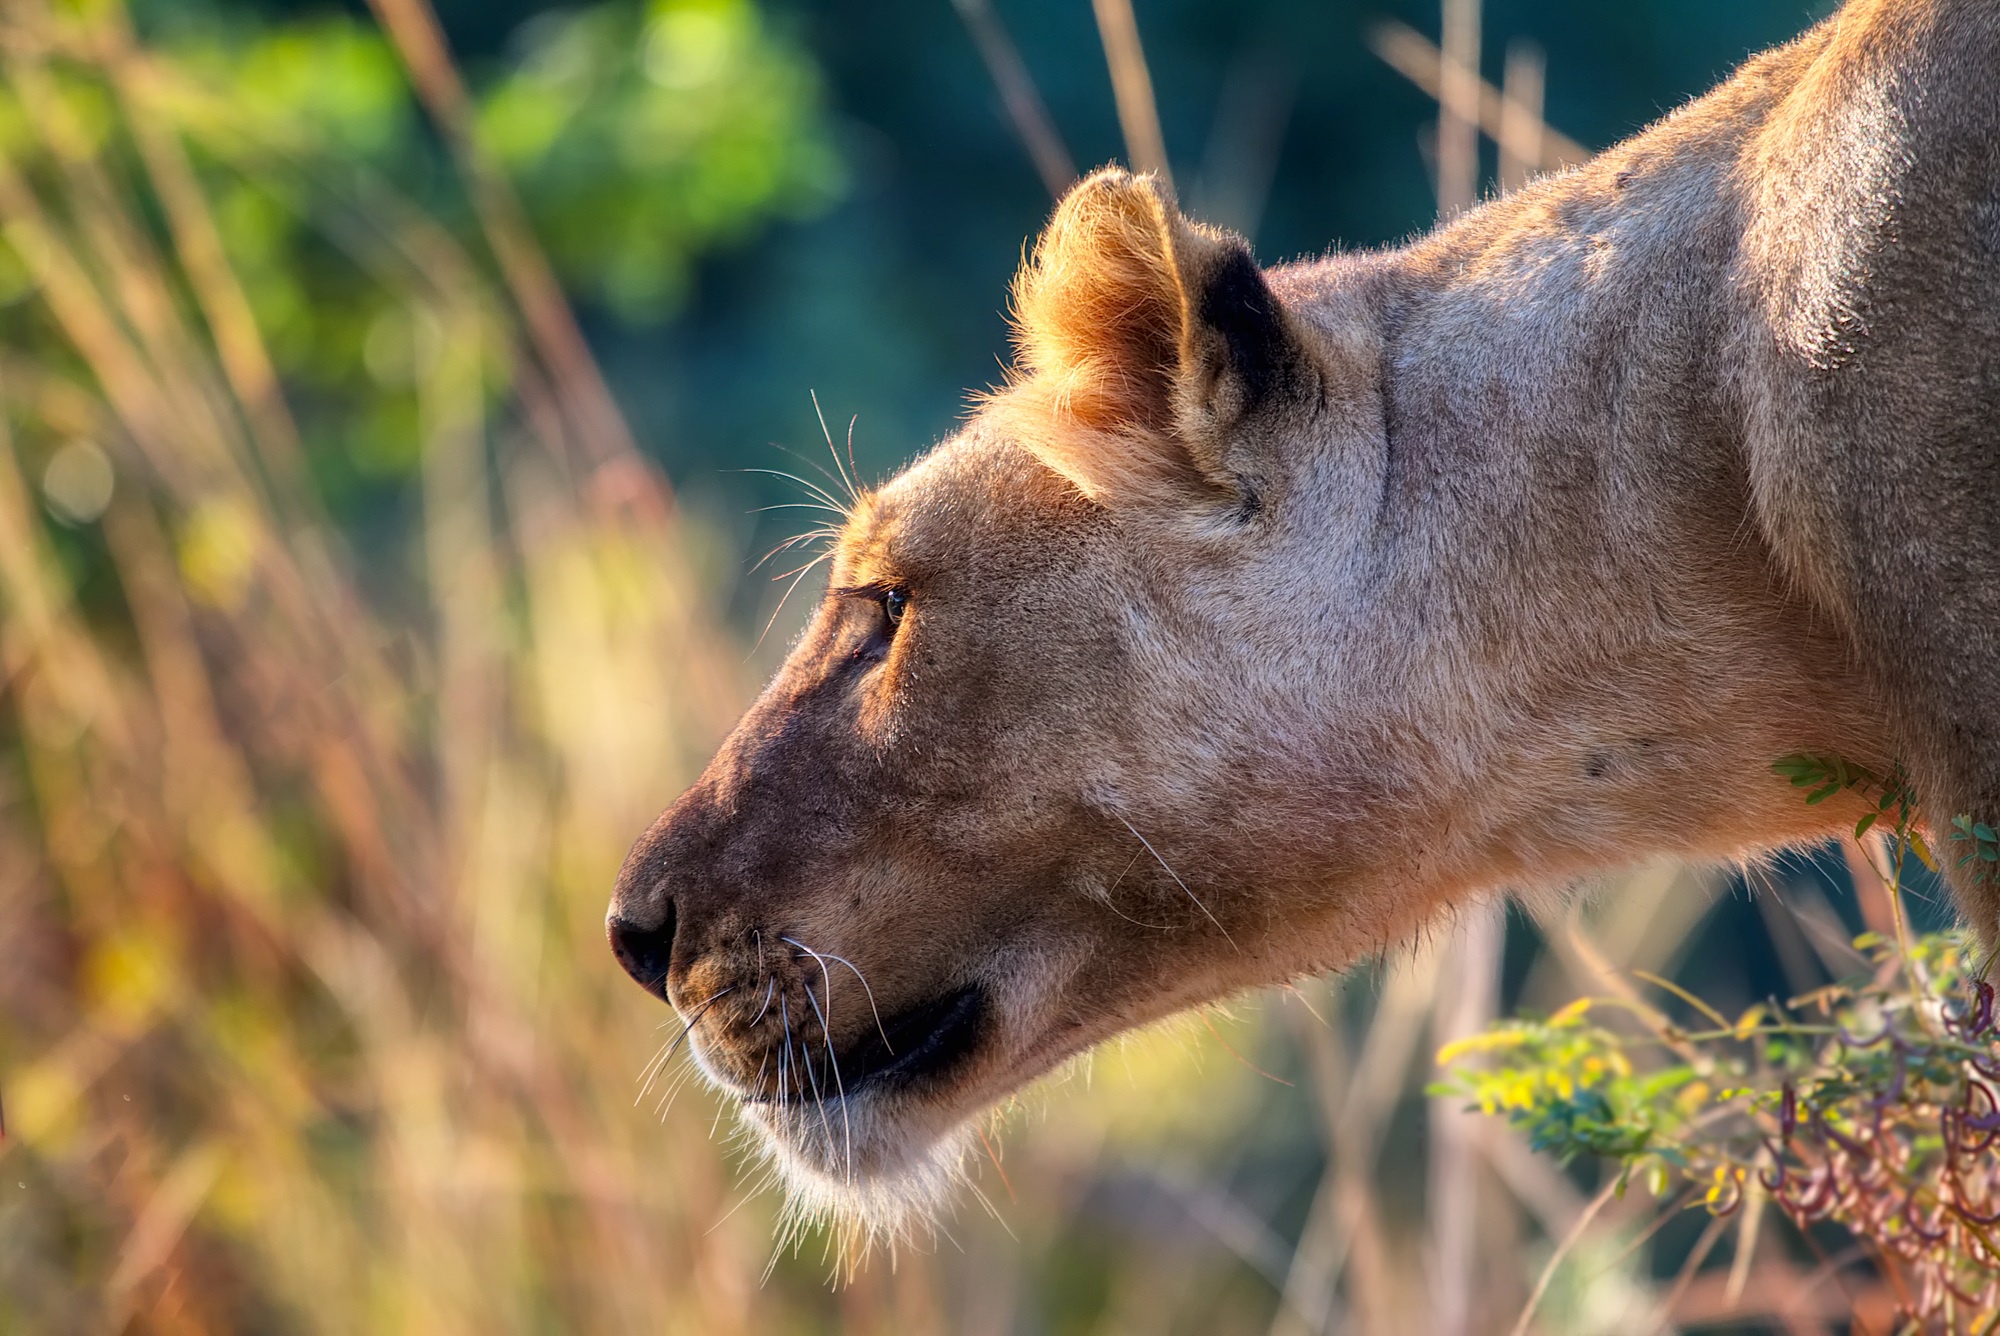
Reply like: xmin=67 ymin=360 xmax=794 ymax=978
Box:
xmin=606 ymin=168 xmax=1875 ymax=1232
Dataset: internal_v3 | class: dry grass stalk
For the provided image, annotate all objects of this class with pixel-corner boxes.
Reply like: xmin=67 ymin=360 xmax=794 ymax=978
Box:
xmin=1436 ymin=0 xmax=1482 ymax=218
xmin=1091 ymin=0 xmax=1172 ymax=188
xmin=951 ymin=0 xmax=1077 ymax=199
xmin=1369 ymin=18 xmax=1590 ymax=172
xmin=0 ymin=0 xmax=752 ymax=1325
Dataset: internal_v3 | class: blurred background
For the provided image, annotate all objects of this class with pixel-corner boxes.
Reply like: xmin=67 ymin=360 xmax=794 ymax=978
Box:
xmin=0 ymin=0 xmax=1929 ymax=1330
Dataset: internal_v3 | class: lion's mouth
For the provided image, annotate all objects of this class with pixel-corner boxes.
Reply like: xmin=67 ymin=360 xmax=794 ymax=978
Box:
xmin=743 ymin=983 xmax=987 ymax=1104
xmin=844 ymin=984 xmax=986 ymax=1092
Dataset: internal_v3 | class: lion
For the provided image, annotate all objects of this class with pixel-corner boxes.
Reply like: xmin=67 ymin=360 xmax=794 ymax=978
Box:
xmin=607 ymin=0 xmax=2000 ymax=1236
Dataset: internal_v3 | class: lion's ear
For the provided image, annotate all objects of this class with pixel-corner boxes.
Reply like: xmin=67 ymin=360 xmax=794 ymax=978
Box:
xmin=1006 ymin=167 xmax=1314 ymax=509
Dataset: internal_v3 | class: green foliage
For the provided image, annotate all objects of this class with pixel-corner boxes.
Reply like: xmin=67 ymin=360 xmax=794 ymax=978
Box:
xmin=56 ymin=1 xmax=840 ymax=499
xmin=1773 ymin=752 xmax=1925 ymax=847
xmin=1446 ymin=765 xmax=2000 ymax=1327
xmin=480 ymin=0 xmax=844 ymax=323
xmin=1435 ymin=1001 xmax=1698 ymax=1164
xmin=1953 ymin=814 xmax=2000 ymax=885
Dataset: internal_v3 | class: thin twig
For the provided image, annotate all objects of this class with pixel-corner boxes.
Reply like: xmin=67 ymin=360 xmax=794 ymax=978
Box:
xmin=1509 ymin=1176 xmax=1619 ymax=1336
xmin=1644 ymin=1209 xmax=1731 ymax=1335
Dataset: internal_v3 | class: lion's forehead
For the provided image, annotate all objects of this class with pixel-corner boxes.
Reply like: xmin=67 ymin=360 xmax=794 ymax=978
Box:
xmin=833 ymin=426 xmax=1092 ymax=585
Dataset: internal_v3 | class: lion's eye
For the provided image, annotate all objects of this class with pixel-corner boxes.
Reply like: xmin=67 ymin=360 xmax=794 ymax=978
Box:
xmin=881 ymin=587 xmax=909 ymax=627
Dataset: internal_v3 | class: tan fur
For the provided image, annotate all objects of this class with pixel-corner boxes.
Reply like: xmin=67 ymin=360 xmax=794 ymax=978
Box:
xmin=609 ymin=0 xmax=2000 ymax=1235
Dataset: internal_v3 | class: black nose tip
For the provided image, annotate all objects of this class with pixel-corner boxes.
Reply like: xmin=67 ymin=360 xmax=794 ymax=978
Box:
xmin=608 ymin=902 xmax=677 ymax=1003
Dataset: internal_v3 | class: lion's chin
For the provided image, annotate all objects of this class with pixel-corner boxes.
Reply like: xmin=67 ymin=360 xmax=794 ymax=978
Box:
xmin=739 ymin=1093 xmax=978 ymax=1245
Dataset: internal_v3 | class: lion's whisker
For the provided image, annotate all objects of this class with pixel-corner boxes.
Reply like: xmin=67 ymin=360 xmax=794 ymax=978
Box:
xmin=636 ymin=986 xmax=734 ymax=1105
xmin=703 ymin=1181 xmax=763 ymax=1237
xmin=1090 ymin=849 xmax=1174 ymax=929
xmin=783 ymin=1009 xmax=842 ymax=1191
xmin=782 ymin=936 xmax=892 ymax=1053
xmin=794 ymin=993 xmax=839 ymax=1169
xmin=1117 ymin=814 xmax=1237 ymax=950
xmin=810 ymin=389 xmax=862 ymax=506
xmin=799 ymin=974 xmax=855 ymax=1185
xmin=754 ymin=552 xmax=833 ymax=654
xmin=634 ymin=1038 xmax=675 ymax=1104
xmin=655 ymin=1059 xmax=704 ymax=1120
xmin=736 ymin=465 xmax=852 ymax=519
xmin=636 ymin=1033 xmax=672 ymax=1078
xmin=748 ymin=526 xmax=840 ymax=573
xmin=778 ymin=994 xmax=794 ymax=1103
xmin=708 ymin=1083 xmax=732 ymax=1139
xmin=750 ymin=977 xmax=777 ymax=1027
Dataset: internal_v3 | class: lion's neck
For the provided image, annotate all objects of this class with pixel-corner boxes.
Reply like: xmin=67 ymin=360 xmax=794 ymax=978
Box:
xmin=1273 ymin=86 xmax=1888 ymax=895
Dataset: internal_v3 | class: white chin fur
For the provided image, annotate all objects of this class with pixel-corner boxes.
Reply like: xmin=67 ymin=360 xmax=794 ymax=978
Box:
xmin=740 ymin=1095 xmax=975 ymax=1249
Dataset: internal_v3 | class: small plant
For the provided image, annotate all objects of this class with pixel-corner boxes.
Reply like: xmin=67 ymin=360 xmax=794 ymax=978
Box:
xmin=1773 ymin=754 xmax=1931 ymax=854
xmin=1952 ymin=814 xmax=2000 ymax=886
xmin=1440 ymin=759 xmax=2000 ymax=1331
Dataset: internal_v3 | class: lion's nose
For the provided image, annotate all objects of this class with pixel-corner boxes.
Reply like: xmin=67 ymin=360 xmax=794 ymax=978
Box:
xmin=608 ymin=902 xmax=677 ymax=1003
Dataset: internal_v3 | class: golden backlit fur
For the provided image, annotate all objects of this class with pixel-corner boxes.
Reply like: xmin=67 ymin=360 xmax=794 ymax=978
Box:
xmin=610 ymin=0 xmax=2000 ymax=1240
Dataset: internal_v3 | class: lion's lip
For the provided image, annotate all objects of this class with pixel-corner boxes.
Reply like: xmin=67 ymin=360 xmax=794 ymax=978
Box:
xmin=844 ymin=984 xmax=985 ymax=1091
xmin=742 ymin=983 xmax=986 ymax=1103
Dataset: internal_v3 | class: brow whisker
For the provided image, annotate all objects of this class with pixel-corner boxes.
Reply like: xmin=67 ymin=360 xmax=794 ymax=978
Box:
xmin=772 ymin=436 xmax=857 ymax=508
xmin=766 ymin=552 xmax=835 ymax=585
xmin=752 ymin=501 xmax=848 ymax=518
xmin=810 ymin=389 xmax=862 ymax=506
xmin=747 ymin=528 xmax=842 ymax=576
xmin=1116 ymin=815 xmax=1237 ymax=950
xmin=753 ymin=552 xmax=833 ymax=654
xmin=844 ymin=415 xmax=862 ymax=507
xmin=737 ymin=465 xmax=852 ymax=519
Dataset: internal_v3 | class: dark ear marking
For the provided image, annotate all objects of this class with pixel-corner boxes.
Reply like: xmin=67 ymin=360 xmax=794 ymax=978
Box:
xmin=1197 ymin=246 xmax=1290 ymax=411
xmin=1232 ymin=474 xmax=1265 ymax=523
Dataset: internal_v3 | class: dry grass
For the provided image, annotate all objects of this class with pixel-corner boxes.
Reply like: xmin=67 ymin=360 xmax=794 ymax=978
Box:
xmin=0 ymin=0 xmax=787 ymax=1327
